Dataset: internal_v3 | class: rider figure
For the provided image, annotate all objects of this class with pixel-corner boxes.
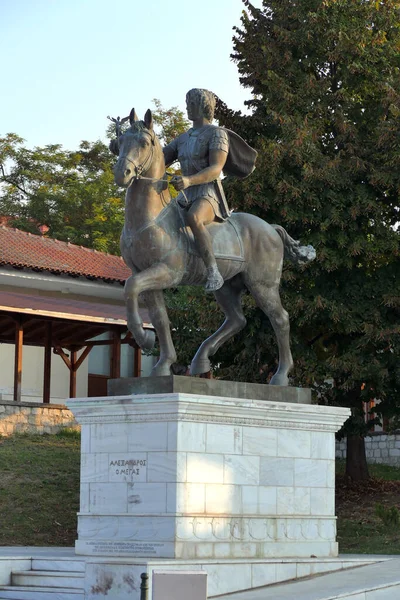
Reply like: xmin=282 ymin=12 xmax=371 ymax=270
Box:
xmin=163 ymin=88 xmax=230 ymax=292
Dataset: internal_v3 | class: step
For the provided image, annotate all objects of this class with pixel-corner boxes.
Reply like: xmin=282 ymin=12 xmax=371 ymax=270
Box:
xmin=31 ymin=560 xmax=85 ymax=573
xmin=214 ymin=557 xmax=400 ymax=599
xmin=0 ymin=585 xmax=83 ymax=600
xmin=12 ymin=571 xmax=84 ymax=589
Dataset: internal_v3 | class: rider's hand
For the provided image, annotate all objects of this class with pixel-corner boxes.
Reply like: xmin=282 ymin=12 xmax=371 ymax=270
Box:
xmin=171 ymin=175 xmax=190 ymax=191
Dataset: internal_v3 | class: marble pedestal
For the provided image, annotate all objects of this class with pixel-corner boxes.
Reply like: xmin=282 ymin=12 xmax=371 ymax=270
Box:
xmin=67 ymin=385 xmax=349 ymax=562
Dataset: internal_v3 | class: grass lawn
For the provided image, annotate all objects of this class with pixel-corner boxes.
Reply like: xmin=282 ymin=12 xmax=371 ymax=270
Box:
xmin=336 ymin=460 xmax=400 ymax=554
xmin=0 ymin=431 xmax=80 ymax=547
xmin=1 ymin=433 xmax=400 ymax=553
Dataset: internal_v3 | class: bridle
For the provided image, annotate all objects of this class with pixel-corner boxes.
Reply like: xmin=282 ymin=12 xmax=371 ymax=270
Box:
xmin=115 ymin=125 xmax=189 ymax=204
xmin=118 ymin=129 xmax=157 ymax=182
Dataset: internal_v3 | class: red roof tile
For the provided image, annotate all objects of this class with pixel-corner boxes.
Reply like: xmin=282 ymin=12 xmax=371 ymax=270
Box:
xmin=0 ymin=227 xmax=131 ymax=283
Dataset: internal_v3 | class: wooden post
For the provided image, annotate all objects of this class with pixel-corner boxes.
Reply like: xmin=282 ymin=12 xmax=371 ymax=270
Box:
xmin=134 ymin=343 xmax=142 ymax=378
xmin=54 ymin=343 xmax=92 ymax=399
xmin=111 ymin=330 xmax=121 ymax=379
xmin=13 ymin=319 xmax=23 ymax=402
xmin=69 ymin=348 xmax=77 ymax=398
xmin=43 ymin=322 xmax=52 ymax=404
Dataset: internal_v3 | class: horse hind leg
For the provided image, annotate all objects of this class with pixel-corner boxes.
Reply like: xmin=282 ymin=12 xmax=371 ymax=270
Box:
xmin=142 ymin=290 xmax=177 ymax=377
xmin=190 ymin=278 xmax=246 ymax=376
xmin=246 ymin=282 xmax=293 ymax=386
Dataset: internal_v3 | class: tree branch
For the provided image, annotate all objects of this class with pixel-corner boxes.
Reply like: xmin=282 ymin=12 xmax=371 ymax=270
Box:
xmin=0 ymin=163 xmax=30 ymax=198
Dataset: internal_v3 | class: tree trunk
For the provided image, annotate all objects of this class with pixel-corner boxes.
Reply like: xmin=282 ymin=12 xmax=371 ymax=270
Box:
xmin=345 ymin=435 xmax=370 ymax=480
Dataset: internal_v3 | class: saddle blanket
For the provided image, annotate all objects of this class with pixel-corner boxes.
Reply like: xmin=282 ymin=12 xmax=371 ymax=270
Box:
xmin=184 ymin=217 xmax=245 ymax=262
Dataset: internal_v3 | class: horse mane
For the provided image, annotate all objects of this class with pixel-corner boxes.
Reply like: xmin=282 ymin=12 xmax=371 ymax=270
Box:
xmin=128 ymin=121 xmax=148 ymax=134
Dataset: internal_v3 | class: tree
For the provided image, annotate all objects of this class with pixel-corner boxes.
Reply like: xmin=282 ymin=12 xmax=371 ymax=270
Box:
xmin=151 ymin=99 xmax=189 ymax=146
xmin=0 ymin=100 xmax=190 ymax=254
xmin=0 ymin=134 xmax=124 ymax=253
xmin=213 ymin=0 xmax=400 ymax=479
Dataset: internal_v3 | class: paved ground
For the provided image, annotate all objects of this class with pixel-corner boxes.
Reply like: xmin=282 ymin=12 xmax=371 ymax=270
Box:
xmin=0 ymin=548 xmax=77 ymax=558
xmin=215 ymin=557 xmax=400 ymax=600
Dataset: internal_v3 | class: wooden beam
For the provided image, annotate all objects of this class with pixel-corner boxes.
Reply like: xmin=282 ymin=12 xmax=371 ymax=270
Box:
xmin=13 ymin=319 xmax=24 ymax=402
xmin=134 ymin=345 xmax=142 ymax=378
xmin=0 ymin=304 xmax=127 ymax=325
xmin=111 ymin=330 xmax=121 ymax=379
xmin=69 ymin=349 xmax=77 ymax=398
xmin=58 ymin=324 xmax=97 ymax=345
xmin=75 ymin=344 xmax=93 ymax=371
xmin=123 ymin=331 xmax=132 ymax=342
xmin=22 ymin=319 xmax=43 ymax=334
xmin=43 ymin=322 xmax=52 ymax=404
xmin=0 ymin=320 xmax=20 ymax=339
xmin=53 ymin=345 xmax=72 ymax=369
xmin=77 ymin=336 xmax=131 ymax=348
xmin=53 ymin=322 xmax=83 ymax=336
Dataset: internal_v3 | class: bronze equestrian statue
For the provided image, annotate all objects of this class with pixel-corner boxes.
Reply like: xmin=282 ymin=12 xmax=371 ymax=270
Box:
xmin=110 ymin=89 xmax=315 ymax=385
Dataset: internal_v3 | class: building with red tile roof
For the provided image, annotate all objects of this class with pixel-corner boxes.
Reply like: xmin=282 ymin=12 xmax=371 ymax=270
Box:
xmin=0 ymin=227 xmax=153 ymax=406
xmin=0 ymin=226 xmax=130 ymax=283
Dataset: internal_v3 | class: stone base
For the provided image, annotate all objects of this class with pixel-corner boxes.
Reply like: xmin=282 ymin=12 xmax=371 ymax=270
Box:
xmin=67 ymin=388 xmax=349 ymax=563
xmin=0 ymin=549 xmax=388 ymax=600
xmin=75 ymin=517 xmax=337 ymax=559
xmin=108 ymin=374 xmax=312 ymax=404
xmin=83 ymin=556 xmax=375 ymax=600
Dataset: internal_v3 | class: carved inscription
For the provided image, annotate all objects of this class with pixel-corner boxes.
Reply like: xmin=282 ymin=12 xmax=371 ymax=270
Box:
xmin=108 ymin=454 xmax=147 ymax=482
xmin=82 ymin=540 xmax=168 ymax=556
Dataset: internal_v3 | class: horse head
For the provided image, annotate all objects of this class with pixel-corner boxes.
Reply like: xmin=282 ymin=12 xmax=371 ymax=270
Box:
xmin=113 ymin=108 xmax=162 ymax=188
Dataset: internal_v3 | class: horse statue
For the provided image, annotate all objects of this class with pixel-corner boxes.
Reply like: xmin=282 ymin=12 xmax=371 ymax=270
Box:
xmin=112 ymin=108 xmax=316 ymax=385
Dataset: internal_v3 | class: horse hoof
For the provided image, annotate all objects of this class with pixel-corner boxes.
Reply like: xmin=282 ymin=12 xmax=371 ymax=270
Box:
xmin=269 ymin=373 xmax=289 ymax=386
xmin=142 ymin=329 xmax=156 ymax=351
xmin=190 ymin=357 xmax=211 ymax=376
xmin=151 ymin=362 xmax=173 ymax=377
xmin=127 ymin=324 xmax=156 ymax=351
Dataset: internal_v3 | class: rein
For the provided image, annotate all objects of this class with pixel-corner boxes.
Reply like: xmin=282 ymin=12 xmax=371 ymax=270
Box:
xmin=116 ymin=127 xmax=190 ymax=203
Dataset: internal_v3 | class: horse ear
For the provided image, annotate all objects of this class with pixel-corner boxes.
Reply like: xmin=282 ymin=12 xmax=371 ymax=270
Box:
xmin=129 ymin=108 xmax=139 ymax=124
xmin=144 ymin=109 xmax=153 ymax=130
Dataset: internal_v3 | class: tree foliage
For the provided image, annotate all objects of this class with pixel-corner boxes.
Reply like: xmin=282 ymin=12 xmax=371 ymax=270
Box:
xmin=0 ymin=100 xmax=189 ymax=254
xmin=151 ymin=99 xmax=189 ymax=146
xmin=0 ymin=134 xmax=124 ymax=253
xmin=207 ymin=0 xmax=400 ymax=477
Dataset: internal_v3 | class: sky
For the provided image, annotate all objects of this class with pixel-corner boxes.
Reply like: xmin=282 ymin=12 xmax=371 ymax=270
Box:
xmin=1 ymin=0 xmax=262 ymax=151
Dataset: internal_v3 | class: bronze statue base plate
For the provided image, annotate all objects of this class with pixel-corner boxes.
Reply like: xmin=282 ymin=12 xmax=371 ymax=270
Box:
xmin=108 ymin=375 xmax=311 ymax=404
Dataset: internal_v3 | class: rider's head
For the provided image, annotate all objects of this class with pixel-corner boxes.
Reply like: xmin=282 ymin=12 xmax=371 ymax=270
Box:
xmin=186 ymin=88 xmax=216 ymax=121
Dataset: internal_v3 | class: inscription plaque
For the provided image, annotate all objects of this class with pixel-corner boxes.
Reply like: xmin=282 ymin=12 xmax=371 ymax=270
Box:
xmin=76 ymin=540 xmax=173 ymax=557
xmin=108 ymin=453 xmax=147 ymax=482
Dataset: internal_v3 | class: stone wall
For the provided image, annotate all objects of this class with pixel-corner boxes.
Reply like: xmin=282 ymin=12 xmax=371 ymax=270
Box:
xmin=0 ymin=400 xmax=78 ymax=436
xmin=336 ymin=433 xmax=400 ymax=466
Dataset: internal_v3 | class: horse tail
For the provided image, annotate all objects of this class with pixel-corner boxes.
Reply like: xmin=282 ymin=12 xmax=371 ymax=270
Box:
xmin=272 ymin=225 xmax=316 ymax=266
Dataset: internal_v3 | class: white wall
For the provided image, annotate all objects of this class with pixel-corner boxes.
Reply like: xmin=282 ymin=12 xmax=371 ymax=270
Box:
xmin=0 ymin=333 xmax=157 ymax=405
xmin=88 ymin=333 xmax=156 ymax=378
xmin=0 ymin=343 xmax=88 ymax=403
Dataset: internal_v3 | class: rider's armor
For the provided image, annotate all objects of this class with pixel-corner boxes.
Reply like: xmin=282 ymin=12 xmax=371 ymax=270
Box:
xmin=163 ymin=125 xmax=230 ymax=221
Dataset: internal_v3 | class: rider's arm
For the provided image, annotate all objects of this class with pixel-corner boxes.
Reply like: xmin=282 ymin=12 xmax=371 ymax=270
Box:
xmin=163 ymin=138 xmax=178 ymax=167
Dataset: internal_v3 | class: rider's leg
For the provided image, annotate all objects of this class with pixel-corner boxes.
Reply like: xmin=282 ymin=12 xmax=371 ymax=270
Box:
xmin=187 ymin=198 xmax=224 ymax=292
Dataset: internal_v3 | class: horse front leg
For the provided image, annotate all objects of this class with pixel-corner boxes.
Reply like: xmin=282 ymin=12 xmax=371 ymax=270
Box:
xmin=124 ymin=264 xmax=180 ymax=356
xmin=141 ymin=290 xmax=177 ymax=376
xmin=125 ymin=275 xmax=156 ymax=350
